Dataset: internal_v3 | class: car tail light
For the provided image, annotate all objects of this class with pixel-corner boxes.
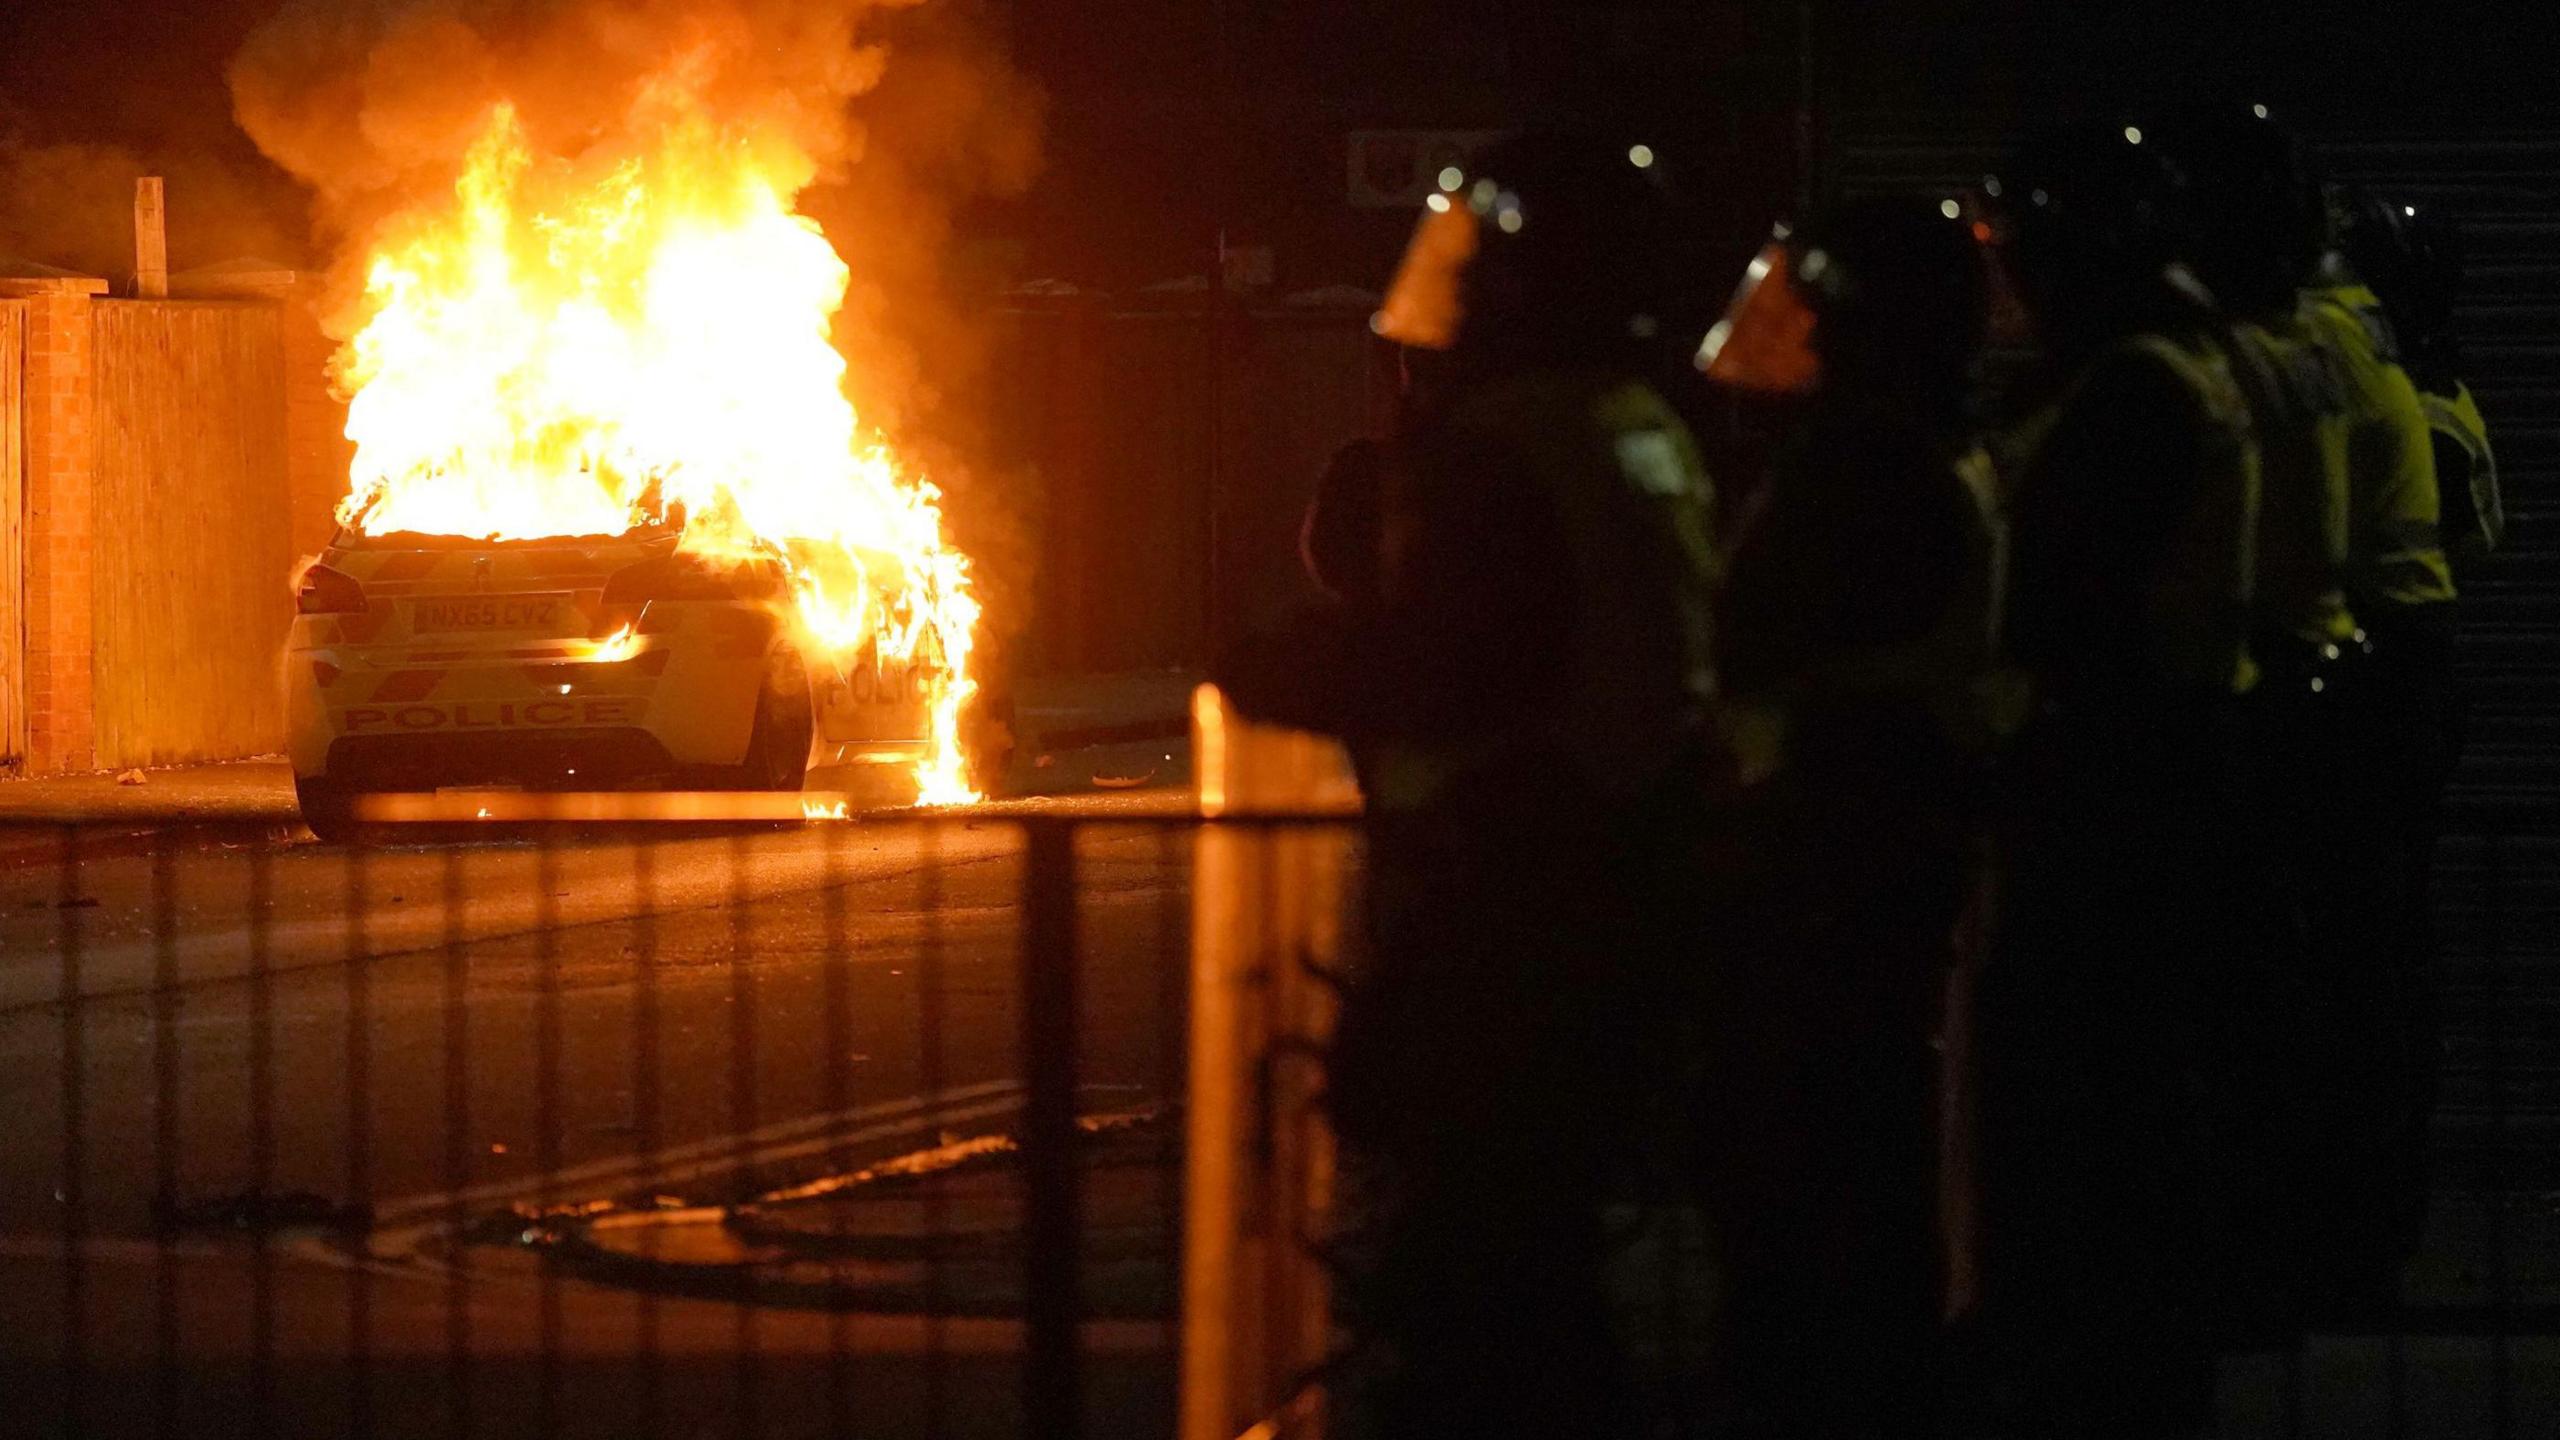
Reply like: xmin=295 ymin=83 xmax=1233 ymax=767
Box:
xmin=296 ymin=563 xmax=367 ymax=615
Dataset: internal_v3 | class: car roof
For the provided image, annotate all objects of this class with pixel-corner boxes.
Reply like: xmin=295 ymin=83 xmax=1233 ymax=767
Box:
xmin=329 ymin=523 xmax=683 ymax=552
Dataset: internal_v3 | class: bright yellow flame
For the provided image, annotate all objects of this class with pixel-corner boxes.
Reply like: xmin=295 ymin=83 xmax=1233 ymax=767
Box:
xmin=334 ymin=97 xmax=981 ymax=803
xmin=589 ymin=626 xmax=642 ymax=663
xmin=801 ymin=796 xmax=851 ymax=822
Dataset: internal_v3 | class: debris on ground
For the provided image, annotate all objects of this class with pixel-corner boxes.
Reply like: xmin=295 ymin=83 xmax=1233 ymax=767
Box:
xmin=493 ymin=1108 xmax=1177 ymax=1316
xmin=116 ymin=769 xmax=149 ymax=786
xmin=155 ymin=1190 xmax=372 ymax=1235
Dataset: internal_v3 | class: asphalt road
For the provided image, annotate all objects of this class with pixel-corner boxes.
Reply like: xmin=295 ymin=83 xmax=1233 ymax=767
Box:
xmin=0 ymin=793 xmax=1202 ymax=1439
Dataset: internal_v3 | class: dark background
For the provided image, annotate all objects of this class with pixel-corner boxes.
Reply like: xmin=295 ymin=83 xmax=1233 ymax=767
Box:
xmin=6 ymin=0 xmax=2549 ymax=681
xmin=5 ymin=0 xmax=2540 ymax=288
xmin=1008 ymin=0 xmax=2541 ymax=291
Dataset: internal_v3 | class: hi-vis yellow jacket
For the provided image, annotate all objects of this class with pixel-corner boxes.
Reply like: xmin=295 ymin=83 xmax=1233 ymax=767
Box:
xmin=2422 ymin=380 xmax=2502 ymax=559
xmin=2226 ymin=315 xmax=2358 ymax=653
xmin=2007 ymin=328 xmax=2262 ymax=700
xmin=2302 ymin=284 xmax=2455 ymax=610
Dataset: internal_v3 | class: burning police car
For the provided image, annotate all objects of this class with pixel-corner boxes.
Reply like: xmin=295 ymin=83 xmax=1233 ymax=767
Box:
xmin=285 ymin=524 xmax=948 ymax=841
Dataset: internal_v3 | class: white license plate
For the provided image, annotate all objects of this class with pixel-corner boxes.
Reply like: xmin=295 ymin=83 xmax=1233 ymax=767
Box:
xmin=412 ymin=594 xmax=568 ymax=633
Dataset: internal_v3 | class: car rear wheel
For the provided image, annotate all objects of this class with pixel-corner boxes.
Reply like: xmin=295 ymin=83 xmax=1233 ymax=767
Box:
xmin=295 ymin=775 xmax=362 ymax=845
xmin=737 ymin=650 xmax=814 ymax=792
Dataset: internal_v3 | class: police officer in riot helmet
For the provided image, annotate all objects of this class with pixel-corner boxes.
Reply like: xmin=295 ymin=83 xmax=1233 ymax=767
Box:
xmin=1972 ymin=119 xmax=2270 ymax=1437
xmin=2317 ymin=179 xmax=2482 ymax=1316
xmin=2144 ymin=104 xmax=2357 ymax=696
xmin=1994 ymin=118 xmax=2257 ymax=703
xmin=2338 ymin=187 xmax=2502 ymax=563
xmin=1994 ymin=122 xmax=2212 ymax=381
xmin=1698 ymin=194 xmax=2005 ymax=1439
xmin=1298 ymin=126 xmax=1717 ymax=1440
xmin=1357 ymin=125 xmax=1717 ymax=830
xmin=2148 ymin=104 xmax=2327 ymax=318
xmin=2143 ymin=104 xmax=2353 ymax=674
xmin=2143 ymin=101 xmax=2402 ymax=1335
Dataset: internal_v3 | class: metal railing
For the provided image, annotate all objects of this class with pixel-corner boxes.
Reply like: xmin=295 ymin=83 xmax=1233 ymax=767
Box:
xmin=3 ymin=703 xmax=2546 ymax=1440
xmin=0 ymin=747 xmax=1361 ymax=1440
xmin=1175 ymin=761 xmax=2560 ymax=1440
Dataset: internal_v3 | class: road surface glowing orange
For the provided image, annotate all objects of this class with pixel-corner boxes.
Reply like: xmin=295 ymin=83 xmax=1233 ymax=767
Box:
xmin=333 ymin=97 xmax=980 ymax=805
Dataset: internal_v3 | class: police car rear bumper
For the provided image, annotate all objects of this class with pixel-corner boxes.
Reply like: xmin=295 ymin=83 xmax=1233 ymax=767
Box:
xmin=323 ymin=728 xmax=682 ymax=790
xmin=285 ymin=642 xmax=767 ymax=782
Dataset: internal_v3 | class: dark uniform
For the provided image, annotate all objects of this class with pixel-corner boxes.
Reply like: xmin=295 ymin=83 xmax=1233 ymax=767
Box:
xmin=2302 ymin=269 xmax=2463 ymax=1295
xmin=2339 ymin=188 xmax=2491 ymax=1285
xmin=1698 ymin=200 xmax=2006 ymax=1439
xmin=1974 ymin=124 xmax=2266 ymax=1437
xmin=2148 ymin=104 xmax=2397 ymax=1332
xmin=1318 ymin=130 xmax=1719 ymax=1440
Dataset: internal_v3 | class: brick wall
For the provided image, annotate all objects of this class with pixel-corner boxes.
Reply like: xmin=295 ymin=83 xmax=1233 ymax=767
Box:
xmin=7 ymin=280 xmax=106 ymax=773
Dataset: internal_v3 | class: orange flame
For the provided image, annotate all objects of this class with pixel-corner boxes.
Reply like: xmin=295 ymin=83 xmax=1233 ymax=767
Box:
xmin=333 ymin=96 xmax=980 ymax=803
xmin=589 ymin=625 xmax=642 ymax=664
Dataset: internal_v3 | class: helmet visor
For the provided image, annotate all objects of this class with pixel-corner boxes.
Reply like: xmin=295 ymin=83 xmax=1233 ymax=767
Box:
xmin=1373 ymin=202 xmax=1481 ymax=351
xmin=1696 ymin=237 xmax=1820 ymax=394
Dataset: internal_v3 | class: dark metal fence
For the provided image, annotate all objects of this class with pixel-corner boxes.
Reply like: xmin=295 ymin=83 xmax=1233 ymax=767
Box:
xmin=1 ymin=781 xmax=2549 ymax=1440
xmin=0 ymin=797 xmax=1299 ymax=1440
xmin=2181 ymin=796 xmax=2558 ymax=1439
xmin=1179 ymin=785 xmax=2560 ymax=1440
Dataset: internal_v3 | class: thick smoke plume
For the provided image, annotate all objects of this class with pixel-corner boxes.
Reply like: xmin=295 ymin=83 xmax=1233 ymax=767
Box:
xmin=0 ymin=109 xmax=303 ymax=281
xmin=229 ymin=0 xmax=1044 ymax=657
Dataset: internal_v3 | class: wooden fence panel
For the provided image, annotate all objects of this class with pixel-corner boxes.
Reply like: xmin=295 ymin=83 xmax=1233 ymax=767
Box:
xmin=0 ymin=301 xmax=23 ymax=769
xmin=89 ymin=300 xmax=291 ymax=768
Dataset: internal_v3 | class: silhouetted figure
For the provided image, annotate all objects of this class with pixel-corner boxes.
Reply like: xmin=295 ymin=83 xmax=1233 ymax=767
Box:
xmin=2146 ymin=102 xmax=2383 ymax=1337
xmin=2342 ymin=191 xmax=2501 ymax=566
xmin=1216 ymin=437 xmax=1395 ymax=745
xmin=2310 ymin=184 xmax=2479 ymax=1303
xmin=1230 ymin=127 xmax=1719 ymax=1440
xmin=1972 ymin=122 xmax=2267 ymax=1438
xmin=1301 ymin=437 xmax=1391 ymax=614
xmin=1694 ymin=197 xmax=2005 ymax=1439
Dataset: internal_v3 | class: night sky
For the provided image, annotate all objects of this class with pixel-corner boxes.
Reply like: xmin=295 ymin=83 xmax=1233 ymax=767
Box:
xmin=4 ymin=0 xmax=2537 ymax=285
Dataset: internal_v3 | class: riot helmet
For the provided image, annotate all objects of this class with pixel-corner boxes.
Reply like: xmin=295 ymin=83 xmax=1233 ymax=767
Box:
xmin=2142 ymin=101 xmax=2326 ymax=321
xmin=1700 ymin=196 xmax=1989 ymax=423
xmin=1374 ymin=128 xmax=1683 ymax=369
xmin=2336 ymin=186 xmax=2464 ymax=387
xmin=1989 ymin=119 xmax=2200 ymax=362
